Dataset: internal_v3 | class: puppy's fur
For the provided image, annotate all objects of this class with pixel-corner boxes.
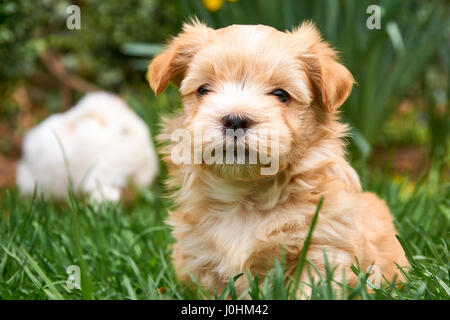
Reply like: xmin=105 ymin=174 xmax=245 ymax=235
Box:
xmin=148 ymin=21 xmax=408 ymax=296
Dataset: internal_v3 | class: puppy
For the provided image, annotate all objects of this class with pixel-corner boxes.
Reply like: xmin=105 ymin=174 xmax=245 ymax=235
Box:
xmin=147 ymin=21 xmax=408 ymax=297
xmin=17 ymin=92 xmax=158 ymax=201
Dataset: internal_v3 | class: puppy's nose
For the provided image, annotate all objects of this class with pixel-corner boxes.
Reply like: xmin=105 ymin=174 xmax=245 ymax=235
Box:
xmin=221 ymin=114 xmax=252 ymax=131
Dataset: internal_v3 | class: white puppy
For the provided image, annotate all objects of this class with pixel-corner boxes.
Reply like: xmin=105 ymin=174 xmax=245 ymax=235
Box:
xmin=17 ymin=92 xmax=158 ymax=201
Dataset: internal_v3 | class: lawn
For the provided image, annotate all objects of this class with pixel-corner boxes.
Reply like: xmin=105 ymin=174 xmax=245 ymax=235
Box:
xmin=0 ymin=90 xmax=448 ymax=300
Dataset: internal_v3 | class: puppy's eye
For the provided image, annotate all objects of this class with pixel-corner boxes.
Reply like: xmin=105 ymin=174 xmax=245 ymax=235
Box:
xmin=270 ymin=89 xmax=290 ymax=103
xmin=197 ymin=85 xmax=212 ymax=97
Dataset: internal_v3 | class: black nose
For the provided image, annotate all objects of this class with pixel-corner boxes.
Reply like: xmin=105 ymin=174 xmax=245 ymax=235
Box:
xmin=221 ymin=114 xmax=252 ymax=131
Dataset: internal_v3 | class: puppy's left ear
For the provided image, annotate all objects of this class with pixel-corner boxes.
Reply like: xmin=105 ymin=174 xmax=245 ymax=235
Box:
xmin=292 ymin=22 xmax=354 ymax=112
xmin=147 ymin=20 xmax=213 ymax=96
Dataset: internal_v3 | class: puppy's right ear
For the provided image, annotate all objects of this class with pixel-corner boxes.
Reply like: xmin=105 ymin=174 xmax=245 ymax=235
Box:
xmin=291 ymin=22 xmax=354 ymax=113
xmin=147 ymin=20 xmax=212 ymax=96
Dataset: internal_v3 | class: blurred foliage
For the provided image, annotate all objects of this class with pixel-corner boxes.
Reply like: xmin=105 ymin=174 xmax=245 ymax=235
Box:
xmin=379 ymin=104 xmax=429 ymax=148
xmin=0 ymin=1 xmax=46 ymax=113
xmin=421 ymin=62 xmax=450 ymax=162
xmin=45 ymin=0 xmax=183 ymax=89
xmin=0 ymin=1 xmax=42 ymax=81
xmin=0 ymin=0 xmax=182 ymax=95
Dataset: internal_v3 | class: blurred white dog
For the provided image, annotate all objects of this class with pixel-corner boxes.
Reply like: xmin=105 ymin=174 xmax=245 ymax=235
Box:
xmin=16 ymin=92 xmax=158 ymax=201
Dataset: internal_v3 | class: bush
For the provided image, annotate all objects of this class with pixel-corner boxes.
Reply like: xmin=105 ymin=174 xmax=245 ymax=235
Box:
xmin=0 ymin=1 xmax=47 ymax=109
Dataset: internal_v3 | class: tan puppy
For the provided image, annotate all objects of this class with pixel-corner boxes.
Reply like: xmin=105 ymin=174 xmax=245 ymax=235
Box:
xmin=147 ymin=20 xmax=408 ymax=297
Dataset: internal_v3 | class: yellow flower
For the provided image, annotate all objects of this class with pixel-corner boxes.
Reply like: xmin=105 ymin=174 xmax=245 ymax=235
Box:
xmin=392 ymin=173 xmax=403 ymax=184
xmin=202 ymin=0 xmax=224 ymax=12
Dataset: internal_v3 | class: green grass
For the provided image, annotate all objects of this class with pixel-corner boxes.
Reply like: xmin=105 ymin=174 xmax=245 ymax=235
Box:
xmin=0 ymin=157 xmax=448 ymax=300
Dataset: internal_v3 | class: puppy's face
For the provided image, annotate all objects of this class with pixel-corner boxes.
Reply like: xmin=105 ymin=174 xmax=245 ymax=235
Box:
xmin=148 ymin=21 xmax=354 ymax=180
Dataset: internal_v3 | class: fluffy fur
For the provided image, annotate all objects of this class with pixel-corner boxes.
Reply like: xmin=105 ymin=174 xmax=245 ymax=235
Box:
xmin=148 ymin=21 xmax=408 ymax=296
xmin=17 ymin=92 xmax=158 ymax=201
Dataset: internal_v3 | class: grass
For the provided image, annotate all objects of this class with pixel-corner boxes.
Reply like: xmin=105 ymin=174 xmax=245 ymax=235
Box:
xmin=0 ymin=148 xmax=448 ymax=299
xmin=0 ymin=89 xmax=448 ymax=300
